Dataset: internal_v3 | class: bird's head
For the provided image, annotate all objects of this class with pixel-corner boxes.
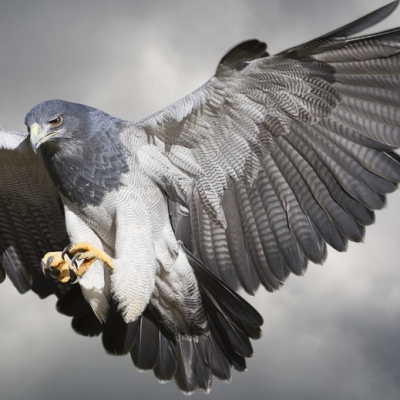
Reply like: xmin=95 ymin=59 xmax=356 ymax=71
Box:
xmin=25 ymin=99 xmax=93 ymax=152
xmin=25 ymin=99 xmax=124 ymax=154
xmin=24 ymin=99 xmax=129 ymax=205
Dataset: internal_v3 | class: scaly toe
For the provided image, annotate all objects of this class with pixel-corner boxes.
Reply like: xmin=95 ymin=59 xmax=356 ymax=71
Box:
xmin=41 ymin=251 xmax=76 ymax=283
xmin=62 ymin=242 xmax=114 ymax=270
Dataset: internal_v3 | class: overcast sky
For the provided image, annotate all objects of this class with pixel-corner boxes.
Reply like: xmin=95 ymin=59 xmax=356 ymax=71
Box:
xmin=1 ymin=1 xmax=400 ymax=399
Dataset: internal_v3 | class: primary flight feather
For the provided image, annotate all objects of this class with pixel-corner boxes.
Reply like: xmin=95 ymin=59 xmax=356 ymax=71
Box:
xmin=1 ymin=0 xmax=400 ymax=394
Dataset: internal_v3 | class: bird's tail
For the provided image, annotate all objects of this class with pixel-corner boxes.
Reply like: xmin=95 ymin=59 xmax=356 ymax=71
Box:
xmin=56 ymin=247 xmax=263 ymax=394
xmin=171 ymin=246 xmax=264 ymax=393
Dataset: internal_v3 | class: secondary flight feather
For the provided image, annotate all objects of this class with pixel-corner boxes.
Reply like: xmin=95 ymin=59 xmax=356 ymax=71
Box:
xmin=1 ymin=1 xmax=400 ymax=394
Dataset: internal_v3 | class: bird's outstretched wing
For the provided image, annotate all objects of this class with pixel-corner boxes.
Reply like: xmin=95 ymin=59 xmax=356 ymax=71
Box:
xmin=1 ymin=1 xmax=400 ymax=395
xmin=136 ymin=1 xmax=400 ymax=293
xmin=0 ymin=127 xmax=69 ymax=297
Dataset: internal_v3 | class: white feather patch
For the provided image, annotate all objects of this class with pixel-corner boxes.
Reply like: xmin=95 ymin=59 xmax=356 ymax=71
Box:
xmin=79 ymin=260 xmax=110 ymax=322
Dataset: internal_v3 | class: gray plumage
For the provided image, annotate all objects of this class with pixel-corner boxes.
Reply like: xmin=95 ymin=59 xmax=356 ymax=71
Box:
xmin=0 ymin=128 xmax=69 ymax=296
xmin=25 ymin=100 xmax=130 ymax=207
xmin=1 ymin=0 xmax=400 ymax=394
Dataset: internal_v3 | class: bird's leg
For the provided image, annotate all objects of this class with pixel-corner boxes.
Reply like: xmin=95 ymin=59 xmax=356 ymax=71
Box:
xmin=41 ymin=242 xmax=113 ymax=283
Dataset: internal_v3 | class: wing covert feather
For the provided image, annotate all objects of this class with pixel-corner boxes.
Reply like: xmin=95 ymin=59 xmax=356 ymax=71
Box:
xmin=137 ymin=2 xmax=400 ymax=294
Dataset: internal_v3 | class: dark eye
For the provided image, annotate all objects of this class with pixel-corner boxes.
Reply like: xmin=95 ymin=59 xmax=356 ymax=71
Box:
xmin=49 ymin=116 xmax=62 ymax=127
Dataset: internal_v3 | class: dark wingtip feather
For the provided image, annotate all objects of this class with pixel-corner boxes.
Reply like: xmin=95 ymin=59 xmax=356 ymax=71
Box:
xmin=183 ymin=246 xmax=263 ymax=377
xmin=183 ymin=246 xmax=263 ymax=324
xmin=278 ymin=1 xmax=399 ymax=57
xmin=321 ymin=0 xmax=399 ymax=39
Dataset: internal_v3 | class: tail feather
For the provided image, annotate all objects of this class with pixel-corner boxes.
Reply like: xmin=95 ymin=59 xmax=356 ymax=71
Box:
xmin=57 ymin=285 xmax=102 ymax=337
xmin=153 ymin=331 xmax=177 ymax=382
xmin=130 ymin=311 xmax=160 ymax=370
xmin=102 ymin=303 xmax=136 ymax=356
xmin=57 ymin=248 xmax=263 ymax=394
xmin=183 ymin=246 xmax=263 ymax=337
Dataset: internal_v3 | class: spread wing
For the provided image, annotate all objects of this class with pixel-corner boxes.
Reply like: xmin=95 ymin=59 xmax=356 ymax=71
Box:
xmin=0 ymin=127 xmax=69 ymax=297
xmin=136 ymin=1 xmax=400 ymax=294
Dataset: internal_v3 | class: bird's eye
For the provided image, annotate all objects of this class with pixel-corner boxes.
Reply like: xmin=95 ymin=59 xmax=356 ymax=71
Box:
xmin=49 ymin=116 xmax=62 ymax=127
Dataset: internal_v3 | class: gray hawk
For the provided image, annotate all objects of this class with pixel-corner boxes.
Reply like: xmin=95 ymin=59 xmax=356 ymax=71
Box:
xmin=1 ymin=0 xmax=400 ymax=394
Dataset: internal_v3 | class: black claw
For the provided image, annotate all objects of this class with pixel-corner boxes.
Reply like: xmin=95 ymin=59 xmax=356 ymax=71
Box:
xmin=49 ymin=267 xmax=61 ymax=279
xmin=43 ymin=266 xmax=60 ymax=280
xmin=43 ymin=268 xmax=51 ymax=279
xmin=41 ymin=256 xmax=56 ymax=278
xmin=69 ymin=269 xmax=80 ymax=284
xmin=47 ymin=256 xmax=54 ymax=269
xmin=71 ymin=254 xmax=81 ymax=268
xmin=41 ymin=255 xmax=65 ymax=281
xmin=62 ymin=244 xmax=73 ymax=260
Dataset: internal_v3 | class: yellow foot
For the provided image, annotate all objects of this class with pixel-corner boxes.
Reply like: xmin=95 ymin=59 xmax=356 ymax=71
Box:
xmin=41 ymin=242 xmax=113 ymax=283
xmin=62 ymin=242 xmax=114 ymax=277
xmin=41 ymin=251 xmax=76 ymax=283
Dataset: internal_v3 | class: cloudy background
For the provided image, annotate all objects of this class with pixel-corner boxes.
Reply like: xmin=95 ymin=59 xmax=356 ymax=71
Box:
xmin=1 ymin=0 xmax=400 ymax=399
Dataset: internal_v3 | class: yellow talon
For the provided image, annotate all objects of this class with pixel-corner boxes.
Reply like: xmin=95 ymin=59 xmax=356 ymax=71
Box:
xmin=41 ymin=251 xmax=75 ymax=283
xmin=65 ymin=242 xmax=114 ymax=273
xmin=42 ymin=242 xmax=113 ymax=283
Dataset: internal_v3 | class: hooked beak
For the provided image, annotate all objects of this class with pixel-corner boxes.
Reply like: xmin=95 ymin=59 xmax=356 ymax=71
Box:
xmin=29 ymin=123 xmax=56 ymax=152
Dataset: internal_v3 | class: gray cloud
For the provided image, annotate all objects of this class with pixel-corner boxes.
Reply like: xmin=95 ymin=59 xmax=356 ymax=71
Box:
xmin=1 ymin=1 xmax=400 ymax=399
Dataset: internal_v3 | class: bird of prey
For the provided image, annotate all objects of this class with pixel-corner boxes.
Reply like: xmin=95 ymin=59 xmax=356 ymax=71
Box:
xmin=1 ymin=0 xmax=400 ymax=394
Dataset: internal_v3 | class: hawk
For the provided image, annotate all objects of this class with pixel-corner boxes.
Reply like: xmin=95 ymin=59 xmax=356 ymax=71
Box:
xmin=1 ymin=0 xmax=400 ymax=394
